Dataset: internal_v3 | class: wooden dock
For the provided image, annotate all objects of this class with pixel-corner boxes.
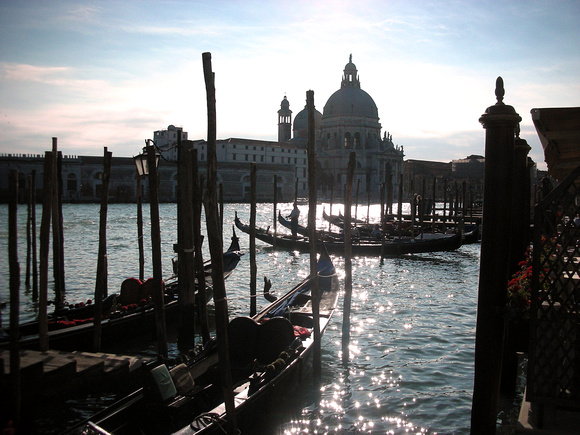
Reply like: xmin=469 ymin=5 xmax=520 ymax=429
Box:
xmin=1 ymin=348 xmax=153 ymax=398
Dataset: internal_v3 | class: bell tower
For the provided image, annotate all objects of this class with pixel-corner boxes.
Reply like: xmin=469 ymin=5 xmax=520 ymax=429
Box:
xmin=278 ymin=95 xmax=292 ymax=142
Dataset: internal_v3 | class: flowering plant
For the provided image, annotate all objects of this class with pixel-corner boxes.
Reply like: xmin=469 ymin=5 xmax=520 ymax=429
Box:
xmin=506 ymin=247 xmax=533 ymax=321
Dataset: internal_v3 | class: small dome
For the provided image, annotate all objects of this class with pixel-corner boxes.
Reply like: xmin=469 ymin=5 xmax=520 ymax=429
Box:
xmin=280 ymin=96 xmax=290 ymax=109
xmin=293 ymin=105 xmax=322 ymax=139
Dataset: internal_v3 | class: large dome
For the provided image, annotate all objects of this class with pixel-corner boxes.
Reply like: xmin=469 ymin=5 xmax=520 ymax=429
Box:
xmin=322 ymin=55 xmax=379 ymax=120
xmin=323 ymin=87 xmax=378 ymax=119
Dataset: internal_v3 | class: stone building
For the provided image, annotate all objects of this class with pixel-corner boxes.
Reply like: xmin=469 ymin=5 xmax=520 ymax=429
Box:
xmin=316 ymin=56 xmax=404 ymax=200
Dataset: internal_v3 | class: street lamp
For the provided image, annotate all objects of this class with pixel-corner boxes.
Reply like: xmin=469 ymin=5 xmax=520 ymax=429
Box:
xmin=133 ymin=140 xmax=160 ymax=176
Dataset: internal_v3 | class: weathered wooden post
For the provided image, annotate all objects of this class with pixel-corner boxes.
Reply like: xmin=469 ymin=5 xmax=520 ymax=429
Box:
xmin=177 ymin=132 xmax=197 ymax=352
xmin=509 ymin=132 xmax=532 ymax=275
xmin=39 ymin=152 xmax=53 ymax=351
xmin=93 ymin=147 xmax=112 ymax=352
xmin=147 ymin=143 xmax=168 ymax=360
xmin=8 ymin=169 xmax=21 ymax=430
xmin=272 ymin=175 xmax=278 ymax=249
xmin=26 ymin=171 xmax=38 ymax=300
xmin=342 ymin=152 xmax=356 ymax=365
xmin=397 ymin=174 xmax=403 ymax=239
xmin=471 ymin=77 xmax=521 ymax=433
xmin=250 ymin=162 xmax=257 ymax=316
xmin=432 ymin=177 xmax=437 ymax=233
xmin=51 ymin=139 xmax=65 ymax=307
xmin=192 ymin=149 xmax=209 ymax=344
xmin=501 ymin=130 xmax=532 ymax=395
xmin=202 ymin=51 xmax=237 ymax=434
xmin=136 ymin=172 xmax=145 ymax=282
xmin=306 ymin=89 xmax=321 ymax=382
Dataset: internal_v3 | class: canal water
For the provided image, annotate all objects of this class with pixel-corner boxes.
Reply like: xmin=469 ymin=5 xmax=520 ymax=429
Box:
xmin=0 ymin=202 xmax=502 ymax=434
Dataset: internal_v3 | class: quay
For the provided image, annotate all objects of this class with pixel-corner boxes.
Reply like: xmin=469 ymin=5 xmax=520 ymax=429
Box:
xmin=1 ymin=349 xmax=152 ymax=400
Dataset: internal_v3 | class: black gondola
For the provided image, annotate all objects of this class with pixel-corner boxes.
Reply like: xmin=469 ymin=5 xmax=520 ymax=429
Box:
xmin=68 ymin=245 xmax=340 ymax=434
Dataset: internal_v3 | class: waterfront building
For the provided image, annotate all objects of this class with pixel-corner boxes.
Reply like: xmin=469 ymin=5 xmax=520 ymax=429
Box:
xmin=315 ymin=55 xmax=405 ymax=200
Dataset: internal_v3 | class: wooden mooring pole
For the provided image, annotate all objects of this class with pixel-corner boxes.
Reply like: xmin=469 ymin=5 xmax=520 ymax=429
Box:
xmin=306 ymin=89 xmax=321 ymax=382
xmin=51 ymin=139 xmax=65 ymax=307
xmin=148 ymin=143 xmax=168 ymax=360
xmin=93 ymin=147 xmax=112 ymax=352
xmin=202 ymin=51 xmax=237 ymax=435
xmin=9 ymin=169 xmax=21 ymax=430
xmin=342 ymin=152 xmax=356 ymax=365
xmin=192 ymin=149 xmax=210 ymax=344
xmin=177 ymin=133 xmax=197 ymax=352
xmin=39 ymin=152 xmax=53 ymax=351
xmin=272 ymin=175 xmax=278 ymax=249
xmin=470 ymin=77 xmax=521 ymax=433
xmin=250 ymin=162 xmax=257 ymax=316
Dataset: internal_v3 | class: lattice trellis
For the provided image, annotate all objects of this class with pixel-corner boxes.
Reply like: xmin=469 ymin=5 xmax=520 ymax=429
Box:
xmin=527 ymin=166 xmax=580 ymax=407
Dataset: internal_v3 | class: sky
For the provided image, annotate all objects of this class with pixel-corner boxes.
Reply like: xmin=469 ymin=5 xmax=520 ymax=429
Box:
xmin=1 ymin=1 xmax=579 ymax=170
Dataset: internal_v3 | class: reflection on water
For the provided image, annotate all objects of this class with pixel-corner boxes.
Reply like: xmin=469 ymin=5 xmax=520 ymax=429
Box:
xmin=0 ymin=203 xmax=479 ymax=434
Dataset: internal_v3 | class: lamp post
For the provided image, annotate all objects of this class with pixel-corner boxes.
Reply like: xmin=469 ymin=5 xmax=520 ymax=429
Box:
xmin=134 ymin=141 xmax=160 ymax=282
xmin=134 ymin=140 xmax=167 ymax=359
xmin=134 ymin=146 xmax=147 ymax=282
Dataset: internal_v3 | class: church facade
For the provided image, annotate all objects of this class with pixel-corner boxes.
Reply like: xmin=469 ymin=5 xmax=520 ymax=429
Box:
xmin=279 ymin=55 xmax=404 ymax=201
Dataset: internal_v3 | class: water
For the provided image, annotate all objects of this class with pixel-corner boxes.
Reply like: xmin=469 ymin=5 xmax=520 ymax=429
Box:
xmin=0 ymin=202 xmax=481 ymax=434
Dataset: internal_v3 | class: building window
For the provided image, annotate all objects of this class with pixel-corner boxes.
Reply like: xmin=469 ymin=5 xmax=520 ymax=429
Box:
xmin=260 ymin=156 xmax=264 ymax=162
xmin=245 ymin=155 xmax=248 ymax=161
xmin=201 ymin=153 xmax=205 ymax=161
xmin=253 ymin=155 xmax=256 ymax=162
xmin=272 ymin=157 xmax=275 ymax=163
xmin=233 ymin=154 xmax=236 ymax=161
xmin=233 ymin=144 xmax=237 ymax=149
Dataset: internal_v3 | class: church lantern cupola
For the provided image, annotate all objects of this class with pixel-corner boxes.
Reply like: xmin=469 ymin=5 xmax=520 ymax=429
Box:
xmin=278 ymin=95 xmax=292 ymax=142
xmin=341 ymin=54 xmax=360 ymax=88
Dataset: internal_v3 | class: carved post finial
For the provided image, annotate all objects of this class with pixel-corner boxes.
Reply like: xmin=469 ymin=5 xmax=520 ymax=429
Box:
xmin=349 ymin=53 xmax=352 ymax=63
xmin=495 ymin=77 xmax=505 ymax=104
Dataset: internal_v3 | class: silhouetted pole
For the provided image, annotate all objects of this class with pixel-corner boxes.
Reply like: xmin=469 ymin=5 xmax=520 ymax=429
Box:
xmin=471 ymin=77 xmax=521 ymax=434
xmin=39 ymin=152 xmax=53 ymax=351
xmin=202 ymin=51 xmax=237 ymax=435
xmin=51 ymin=139 xmax=64 ymax=307
xmin=328 ymin=182 xmax=334 ymax=232
xmin=342 ymin=152 xmax=356 ymax=365
xmin=272 ymin=175 xmax=278 ymax=249
xmin=177 ymin=134 xmax=196 ymax=352
xmin=26 ymin=171 xmax=38 ymax=300
xmin=93 ymin=147 xmax=112 ymax=352
xmin=250 ymin=162 xmax=257 ymax=316
xmin=354 ymin=178 xmax=360 ymax=222
xmin=192 ymin=149 xmax=209 ymax=344
xmin=148 ymin=144 xmax=168 ymax=360
xmin=397 ymin=174 xmax=403 ymax=239
xmin=136 ymin=173 xmax=145 ymax=282
xmin=219 ymin=183 xmax=224 ymax=237
xmin=306 ymin=90 xmax=321 ymax=382
xmin=509 ymin=132 xmax=532 ymax=275
xmin=432 ymin=177 xmax=437 ymax=233
xmin=9 ymin=169 xmax=21 ymax=430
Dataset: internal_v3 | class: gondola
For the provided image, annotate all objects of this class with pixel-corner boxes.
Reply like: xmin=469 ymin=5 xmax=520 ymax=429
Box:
xmin=237 ymin=212 xmax=462 ymax=257
xmin=0 ymin=232 xmax=243 ymax=352
xmin=68 ymin=245 xmax=340 ymax=434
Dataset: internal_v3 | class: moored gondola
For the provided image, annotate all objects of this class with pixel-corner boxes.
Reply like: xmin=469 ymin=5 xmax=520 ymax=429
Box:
xmin=67 ymin=245 xmax=340 ymax=434
xmin=237 ymin=212 xmax=462 ymax=257
xmin=1 ymin=233 xmax=243 ymax=352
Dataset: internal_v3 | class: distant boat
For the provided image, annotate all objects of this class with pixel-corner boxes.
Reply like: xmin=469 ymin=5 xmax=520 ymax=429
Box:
xmin=236 ymin=212 xmax=462 ymax=257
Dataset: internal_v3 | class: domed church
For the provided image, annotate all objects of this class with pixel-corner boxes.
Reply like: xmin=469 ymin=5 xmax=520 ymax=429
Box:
xmin=278 ymin=55 xmax=404 ymax=200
